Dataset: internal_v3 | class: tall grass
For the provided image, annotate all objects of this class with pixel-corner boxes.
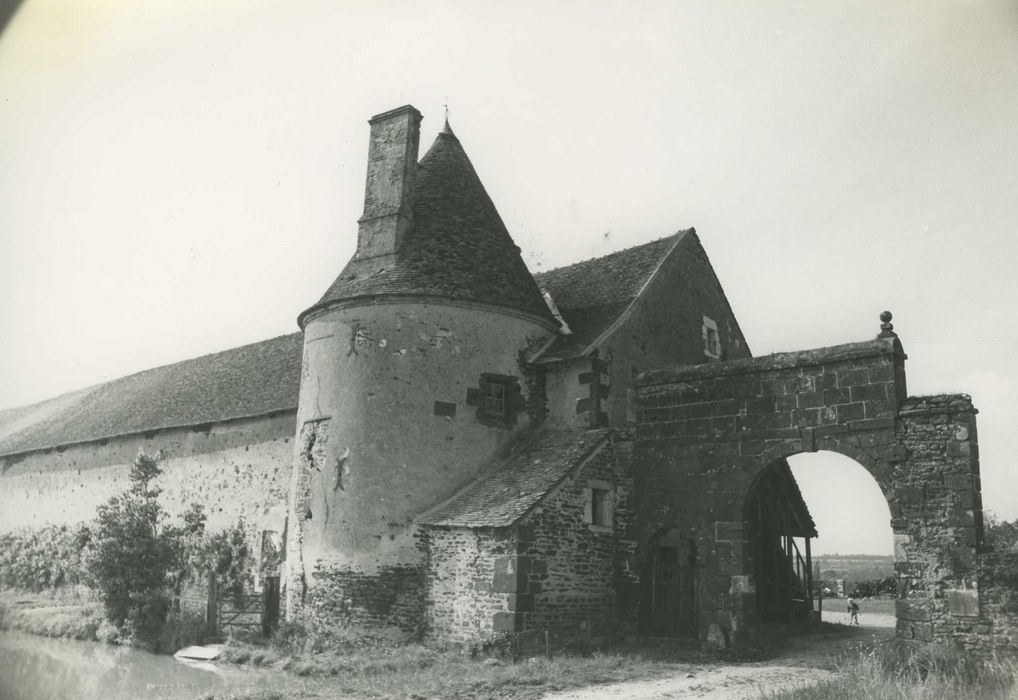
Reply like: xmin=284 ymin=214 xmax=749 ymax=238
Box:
xmin=762 ymin=643 xmax=1018 ymax=699
xmin=0 ymin=588 xmax=103 ymax=641
xmin=214 ymin=620 xmax=696 ymax=700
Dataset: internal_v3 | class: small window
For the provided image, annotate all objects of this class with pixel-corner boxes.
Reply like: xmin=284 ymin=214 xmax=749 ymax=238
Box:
xmin=584 ymin=481 xmax=614 ymax=528
xmin=466 ymin=373 xmax=520 ymax=427
xmin=702 ymin=315 xmax=721 ymax=360
xmin=481 ymin=378 xmax=507 ymax=417
xmin=591 ymin=488 xmax=611 ymax=526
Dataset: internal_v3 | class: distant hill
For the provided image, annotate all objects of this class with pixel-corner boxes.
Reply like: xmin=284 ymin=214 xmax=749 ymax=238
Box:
xmin=814 ymin=554 xmax=893 ymax=587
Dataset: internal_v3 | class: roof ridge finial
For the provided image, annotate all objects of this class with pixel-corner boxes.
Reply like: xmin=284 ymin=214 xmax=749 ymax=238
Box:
xmin=878 ymin=310 xmax=896 ymax=338
xmin=441 ymin=98 xmax=453 ymax=135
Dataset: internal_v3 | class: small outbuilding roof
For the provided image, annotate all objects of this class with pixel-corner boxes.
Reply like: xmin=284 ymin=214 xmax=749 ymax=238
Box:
xmin=533 ymin=231 xmax=691 ymax=361
xmin=0 ymin=333 xmax=302 ymax=459
xmin=417 ymin=428 xmax=612 ymax=528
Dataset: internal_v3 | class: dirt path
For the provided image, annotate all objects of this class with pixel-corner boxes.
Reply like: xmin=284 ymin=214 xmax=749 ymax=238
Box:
xmin=542 ymin=619 xmax=895 ymax=700
xmin=540 ymin=664 xmax=835 ymax=700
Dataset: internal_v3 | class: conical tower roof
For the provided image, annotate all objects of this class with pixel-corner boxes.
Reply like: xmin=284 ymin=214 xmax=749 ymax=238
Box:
xmin=301 ymin=124 xmax=554 ymax=328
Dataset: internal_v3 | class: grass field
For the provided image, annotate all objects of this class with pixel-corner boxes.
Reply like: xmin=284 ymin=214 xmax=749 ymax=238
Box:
xmin=762 ymin=644 xmax=1018 ymax=700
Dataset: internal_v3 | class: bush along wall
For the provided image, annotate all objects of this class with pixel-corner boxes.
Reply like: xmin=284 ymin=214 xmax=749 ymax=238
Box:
xmin=0 ymin=525 xmax=91 ymax=592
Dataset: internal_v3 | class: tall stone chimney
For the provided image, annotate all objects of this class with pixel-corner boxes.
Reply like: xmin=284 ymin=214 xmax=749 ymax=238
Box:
xmin=355 ymin=105 xmax=422 ymax=263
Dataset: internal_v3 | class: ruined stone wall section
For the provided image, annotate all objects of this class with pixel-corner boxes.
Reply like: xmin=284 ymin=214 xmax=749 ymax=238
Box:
xmin=894 ymin=395 xmax=985 ymax=646
xmin=0 ymin=411 xmax=295 ymax=561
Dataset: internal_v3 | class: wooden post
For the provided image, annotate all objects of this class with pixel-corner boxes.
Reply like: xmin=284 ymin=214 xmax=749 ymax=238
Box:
xmin=206 ymin=574 xmax=219 ymax=638
xmin=804 ymin=537 xmax=813 ymax=615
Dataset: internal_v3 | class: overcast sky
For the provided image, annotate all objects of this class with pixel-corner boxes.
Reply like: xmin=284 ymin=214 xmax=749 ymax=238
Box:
xmin=1 ymin=0 xmax=1016 ymax=555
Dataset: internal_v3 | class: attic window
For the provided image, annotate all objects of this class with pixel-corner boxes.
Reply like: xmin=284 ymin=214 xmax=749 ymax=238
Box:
xmin=702 ymin=316 xmax=721 ymax=360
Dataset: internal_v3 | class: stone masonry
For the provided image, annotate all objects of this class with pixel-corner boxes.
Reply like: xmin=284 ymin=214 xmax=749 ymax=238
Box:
xmin=634 ymin=321 xmax=986 ymax=649
xmin=423 ymin=435 xmax=637 ymax=647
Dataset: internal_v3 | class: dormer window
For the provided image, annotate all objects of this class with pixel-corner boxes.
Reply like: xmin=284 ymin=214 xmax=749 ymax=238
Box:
xmin=702 ymin=316 xmax=721 ymax=360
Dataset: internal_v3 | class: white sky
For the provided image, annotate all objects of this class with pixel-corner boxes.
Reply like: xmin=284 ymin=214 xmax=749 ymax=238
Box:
xmin=1 ymin=1 xmax=1016 ymax=553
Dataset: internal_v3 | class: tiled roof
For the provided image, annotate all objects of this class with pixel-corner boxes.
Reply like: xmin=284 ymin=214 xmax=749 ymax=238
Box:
xmin=0 ymin=333 xmax=302 ymax=458
xmin=533 ymin=231 xmax=690 ymax=361
xmin=417 ymin=428 xmax=611 ymax=528
xmin=303 ymin=127 xmax=554 ymax=326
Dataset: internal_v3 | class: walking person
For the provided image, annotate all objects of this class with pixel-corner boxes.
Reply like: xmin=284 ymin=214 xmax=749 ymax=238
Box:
xmin=847 ymin=597 xmax=859 ymax=625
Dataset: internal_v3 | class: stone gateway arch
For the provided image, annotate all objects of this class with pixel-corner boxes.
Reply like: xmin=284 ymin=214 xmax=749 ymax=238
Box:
xmin=633 ymin=313 xmax=985 ymax=648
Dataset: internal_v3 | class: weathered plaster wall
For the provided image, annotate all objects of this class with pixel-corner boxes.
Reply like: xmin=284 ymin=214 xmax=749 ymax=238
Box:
xmin=287 ymin=300 xmax=554 ymax=625
xmin=543 ymin=358 xmax=588 ymax=431
xmin=0 ymin=411 xmax=295 ymax=551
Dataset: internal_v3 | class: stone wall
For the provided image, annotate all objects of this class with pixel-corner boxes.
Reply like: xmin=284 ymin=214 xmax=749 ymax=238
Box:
xmin=634 ymin=333 xmax=987 ymax=650
xmin=515 ymin=436 xmax=637 ymax=640
xmin=424 ymin=528 xmax=511 ymax=644
xmin=421 ymin=435 xmax=637 ymax=646
xmin=950 ymin=553 xmax=1018 ymax=655
xmin=894 ymin=394 xmax=985 ymax=646
xmin=301 ymin=561 xmax=425 ymax=635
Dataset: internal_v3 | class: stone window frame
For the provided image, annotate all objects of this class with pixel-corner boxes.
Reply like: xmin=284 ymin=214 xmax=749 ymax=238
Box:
xmin=702 ymin=315 xmax=721 ymax=360
xmin=481 ymin=379 xmax=507 ymax=417
xmin=465 ymin=373 xmax=521 ymax=428
xmin=583 ymin=478 xmax=614 ymax=532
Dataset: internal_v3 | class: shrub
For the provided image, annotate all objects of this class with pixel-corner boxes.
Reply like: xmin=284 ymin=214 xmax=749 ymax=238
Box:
xmin=0 ymin=524 xmax=91 ymax=592
xmin=189 ymin=519 xmax=251 ymax=605
xmin=85 ymin=450 xmax=181 ymax=647
xmin=849 ymin=575 xmax=897 ymax=598
xmin=982 ymin=514 xmax=1018 ymax=613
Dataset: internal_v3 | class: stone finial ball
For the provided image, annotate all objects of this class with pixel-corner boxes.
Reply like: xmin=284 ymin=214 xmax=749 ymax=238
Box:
xmin=880 ymin=311 xmax=892 ymax=323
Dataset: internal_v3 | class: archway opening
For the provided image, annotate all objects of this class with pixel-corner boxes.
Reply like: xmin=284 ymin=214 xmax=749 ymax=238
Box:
xmin=788 ymin=451 xmax=895 ymax=626
xmin=743 ymin=450 xmax=894 ymax=626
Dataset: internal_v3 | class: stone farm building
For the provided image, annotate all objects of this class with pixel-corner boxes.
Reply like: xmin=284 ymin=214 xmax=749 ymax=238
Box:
xmin=0 ymin=105 xmax=1002 ymax=652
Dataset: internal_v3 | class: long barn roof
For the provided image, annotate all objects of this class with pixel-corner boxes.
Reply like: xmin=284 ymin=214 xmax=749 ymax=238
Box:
xmin=0 ymin=333 xmax=303 ymax=459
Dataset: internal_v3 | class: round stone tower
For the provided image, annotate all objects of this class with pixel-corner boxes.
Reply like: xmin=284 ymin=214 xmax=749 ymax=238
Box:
xmin=285 ymin=106 xmax=557 ymax=628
